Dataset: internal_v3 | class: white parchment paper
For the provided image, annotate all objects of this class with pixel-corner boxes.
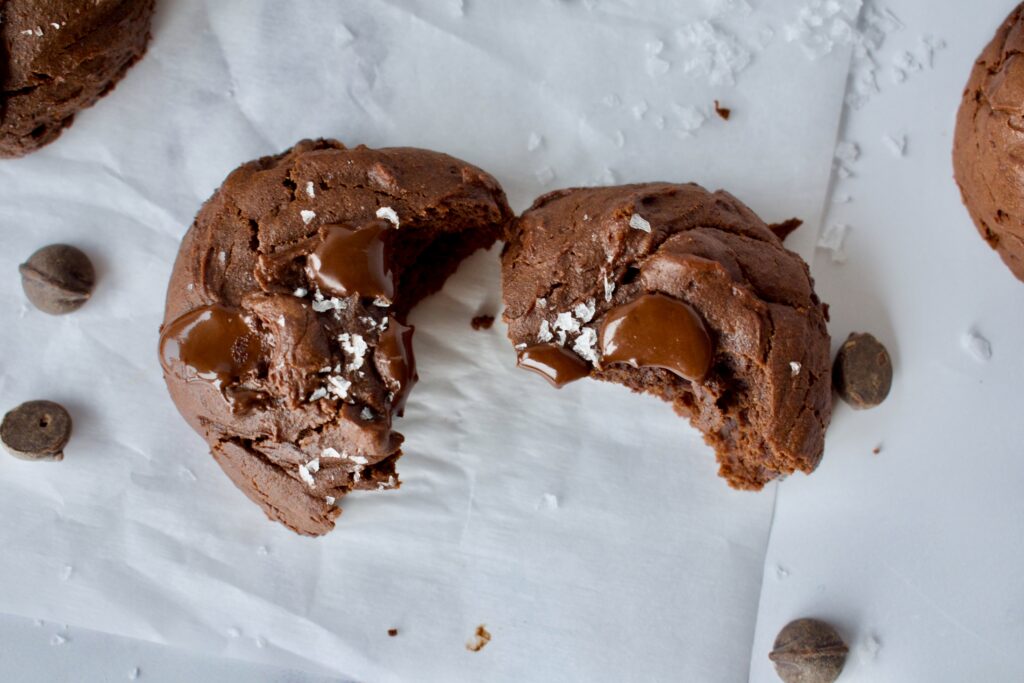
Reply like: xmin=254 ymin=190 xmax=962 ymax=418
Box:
xmin=0 ymin=1 xmax=851 ymax=680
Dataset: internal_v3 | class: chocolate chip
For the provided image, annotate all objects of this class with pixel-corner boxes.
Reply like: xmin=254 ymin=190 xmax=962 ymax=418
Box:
xmin=1 ymin=400 xmax=72 ymax=461
xmin=769 ymin=618 xmax=848 ymax=683
xmin=387 ymin=628 xmax=398 ymax=637
xmin=713 ymin=99 xmax=732 ymax=120
xmin=832 ymin=332 xmax=892 ymax=409
xmin=19 ymin=244 xmax=95 ymax=315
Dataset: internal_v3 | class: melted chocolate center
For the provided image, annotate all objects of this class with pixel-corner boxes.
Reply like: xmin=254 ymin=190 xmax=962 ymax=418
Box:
xmin=306 ymin=221 xmax=395 ymax=300
xmin=159 ymin=305 xmax=265 ymax=388
xmin=599 ymin=293 xmax=713 ymax=381
xmin=376 ymin=319 xmax=417 ymax=416
xmin=516 ymin=344 xmax=590 ymax=388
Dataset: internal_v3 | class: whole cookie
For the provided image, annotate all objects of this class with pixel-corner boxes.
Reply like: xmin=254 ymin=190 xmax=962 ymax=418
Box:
xmin=502 ymin=184 xmax=832 ymax=489
xmin=953 ymin=3 xmax=1024 ymax=282
xmin=159 ymin=139 xmax=512 ymax=536
xmin=0 ymin=0 xmax=155 ymax=158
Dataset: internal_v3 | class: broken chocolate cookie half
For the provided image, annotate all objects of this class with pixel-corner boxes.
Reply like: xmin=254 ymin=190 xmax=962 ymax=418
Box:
xmin=502 ymin=183 xmax=831 ymax=489
xmin=159 ymin=139 xmax=512 ymax=535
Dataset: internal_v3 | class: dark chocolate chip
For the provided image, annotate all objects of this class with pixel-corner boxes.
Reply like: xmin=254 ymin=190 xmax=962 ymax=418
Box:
xmin=833 ymin=332 xmax=893 ymax=409
xmin=387 ymin=628 xmax=398 ymax=637
xmin=769 ymin=618 xmax=848 ymax=683
xmin=19 ymin=244 xmax=95 ymax=315
xmin=1 ymin=400 xmax=72 ymax=461
xmin=714 ymin=99 xmax=732 ymax=120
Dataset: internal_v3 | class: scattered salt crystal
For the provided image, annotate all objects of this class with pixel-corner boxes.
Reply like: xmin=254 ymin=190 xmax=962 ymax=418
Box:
xmin=327 ymin=376 xmax=351 ymax=398
xmin=515 ymin=343 xmax=527 ymax=351
xmin=629 ymin=213 xmax=652 ymax=233
xmin=373 ymin=296 xmax=391 ymax=308
xmin=322 ymin=447 xmax=343 ymax=459
xmin=349 ymin=454 xmax=369 ymax=465
xmin=790 ymin=361 xmax=802 ymax=377
xmin=538 ymin=493 xmax=559 ymax=510
xmin=300 ymin=210 xmax=316 ymax=225
xmin=338 ymin=333 xmax=368 ymax=371
xmin=602 ymin=93 xmax=621 ymax=107
xmin=50 ymin=634 xmax=66 ymax=646
xmin=603 ymin=275 xmax=615 ymax=302
xmin=308 ymin=387 xmax=328 ymax=402
xmin=556 ymin=329 xmax=568 ymax=346
xmin=33 ymin=619 xmax=43 ymax=627
xmin=833 ymin=194 xmax=852 ymax=204
xmin=536 ymin=297 xmax=547 ymax=309
xmin=277 ymin=315 xmax=286 ymax=327
xmin=226 ymin=627 xmax=241 ymax=638
xmin=353 ymin=469 xmax=361 ymax=483
xmin=128 ymin=667 xmax=140 ymax=680
xmin=646 ymin=55 xmax=671 ymax=77
xmin=186 ymin=283 xmax=194 ymax=292
xmin=325 ymin=496 xmax=336 ymax=506
xmin=305 ymin=182 xmax=316 ymax=198
xmin=298 ymin=462 xmax=316 ymax=487
xmin=179 ymin=467 xmax=197 ymax=482
xmin=882 ymin=133 xmax=906 ymax=157
xmin=218 ymin=250 xmax=226 ymax=265
xmin=360 ymin=407 xmax=374 ymax=421
xmin=376 ymin=206 xmax=400 ymax=227
xmin=50 ymin=22 xmax=61 ymax=29
xmin=817 ymin=223 xmax=851 ymax=263
xmin=573 ymin=299 xmax=596 ymax=324
xmin=255 ymin=637 xmax=267 ymax=649
xmin=835 ymin=141 xmax=860 ymax=164
xmin=962 ymin=329 xmax=992 ymax=362
xmin=311 ymin=295 xmax=346 ymax=313
xmin=632 ymin=100 xmax=649 ymax=120
xmin=775 ymin=564 xmax=789 ymax=579
xmin=676 ymin=20 xmax=751 ymax=86
xmin=553 ymin=311 xmax=581 ymax=335
xmin=653 ymin=114 xmax=666 ymax=130
xmin=293 ymin=287 xmax=308 ymax=297
xmin=573 ymin=327 xmax=599 ymax=364
xmin=836 ymin=165 xmax=854 ymax=179
xmin=21 ymin=29 xmax=34 ymax=36
xmin=256 ymin=545 xmax=269 ymax=556
xmin=783 ymin=0 xmax=862 ymax=60
xmin=538 ymin=319 xmax=553 ymax=343
xmin=860 ymin=633 xmax=882 ymax=661
xmin=59 ymin=565 xmax=73 ymax=581
xmin=527 ymin=132 xmax=543 ymax=151
xmin=535 ymin=166 xmax=555 ymax=185
xmin=674 ymin=104 xmax=707 ymax=136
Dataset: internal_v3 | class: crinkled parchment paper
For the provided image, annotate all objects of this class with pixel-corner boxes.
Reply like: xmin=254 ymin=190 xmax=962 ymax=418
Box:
xmin=0 ymin=1 xmax=851 ymax=680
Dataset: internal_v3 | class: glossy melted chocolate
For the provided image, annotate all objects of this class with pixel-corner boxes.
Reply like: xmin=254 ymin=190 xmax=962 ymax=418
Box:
xmin=159 ymin=304 xmax=265 ymax=389
xmin=306 ymin=221 xmax=395 ymax=301
xmin=375 ymin=319 xmax=417 ymax=416
xmin=516 ymin=343 xmax=590 ymax=388
xmin=599 ymin=293 xmax=712 ymax=381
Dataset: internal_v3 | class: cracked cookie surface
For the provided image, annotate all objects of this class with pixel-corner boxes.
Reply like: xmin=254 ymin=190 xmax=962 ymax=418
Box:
xmin=953 ymin=2 xmax=1024 ymax=282
xmin=502 ymin=183 xmax=831 ymax=489
xmin=160 ymin=139 xmax=512 ymax=535
xmin=0 ymin=0 xmax=154 ymax=157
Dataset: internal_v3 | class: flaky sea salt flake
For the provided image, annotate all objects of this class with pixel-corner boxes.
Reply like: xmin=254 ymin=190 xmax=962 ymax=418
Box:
xmin=300 ymin=210 xmax=316 ymax=225
xmin=604 ymin=274 xmax=615 ymax=302
xmin=790 ymin=361 xmax=802 ymax=377
xmin=327 ymin=376 xmax=351 ymax=398
xmin=817 ymin=223 xmax=850 ymax=263
xmin=553 ymin=311 xmax=581 ymax=335
xmin=882 ymin=133 xmax=906 ymax=157
xmin=573 ymin=299 xmax=596 ymax=323
xmin=538 ymin=319 xmax=553 ymax=343
xmin=629 ymin=213 xmax=652 ymax=233
xmin=308 ymin=387 xmax=328 ymax=402
xmin=573 ymin=327 xmax=599 ymax=364
xmin=305 ymin=182 xmax=316 ymax=198
xmin=962 ymin=329 xmax=992 ymax=362
xmin=376 ymin=206 xmax=400 ymax=227
xmin=322 ymin=447 xmax=343 ymax=459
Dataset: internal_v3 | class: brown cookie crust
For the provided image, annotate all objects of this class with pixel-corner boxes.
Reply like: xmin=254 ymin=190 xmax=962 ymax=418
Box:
xmin=953 ymin=2 xmax=1024 ymax=282
xmin=161 ymin=139 xmax=512 ymax=535
xmin=502 ymin=183 xmax=831 ymax=489
xmin=0 ymin=0 xmax=154 ymax=158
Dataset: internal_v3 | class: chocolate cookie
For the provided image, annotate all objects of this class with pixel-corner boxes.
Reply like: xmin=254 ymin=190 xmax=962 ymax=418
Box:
xmin=159 ymin=139 xmax=512 ymax=535
xmin=953 ymin=3 xmax=1024 ymax=282
xmin=502 ymin=184 xmax=831 ymax=489
xmin=0 ymin=0 xmax=155 ymax=158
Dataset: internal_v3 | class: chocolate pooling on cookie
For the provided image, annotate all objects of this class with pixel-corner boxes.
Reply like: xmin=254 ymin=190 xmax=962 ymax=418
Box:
xmin=160 ymin=139 xmax=511 ymax=535
xmin=502 ymin=183 xmax=831 ymax=490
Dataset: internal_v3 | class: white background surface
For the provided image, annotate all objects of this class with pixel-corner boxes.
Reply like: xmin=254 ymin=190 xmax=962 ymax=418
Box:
xmin=0 ymin=0 xmax=1020 ymax=681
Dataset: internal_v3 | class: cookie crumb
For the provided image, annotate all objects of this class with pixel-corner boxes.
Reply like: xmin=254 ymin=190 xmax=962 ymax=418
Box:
xmin=388 ymin=628 xmax=399 ymax=637
xmin=713 ymin=99 xmax=732 ymax=120
xmin=466 ymin=625 xmax=491 ymax=652
xmin=872 ymin=444 xmax=882 ymax=455
xmin=471 ymin=315 xmax=495 ymax=330
xmin=768 ymin=218 xmax=803 ymax=241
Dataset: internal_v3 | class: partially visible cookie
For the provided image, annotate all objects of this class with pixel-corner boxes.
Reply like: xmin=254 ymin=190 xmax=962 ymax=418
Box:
xmin=502 ymin=183 xmax=832 ymax=489
xmin=159 ymin=139 xmax=512 ymax=535
xmin=0 ymin=0 xmax=155 ymax=158
xmin=953 ymin=2 xmax=1024 ymax=282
